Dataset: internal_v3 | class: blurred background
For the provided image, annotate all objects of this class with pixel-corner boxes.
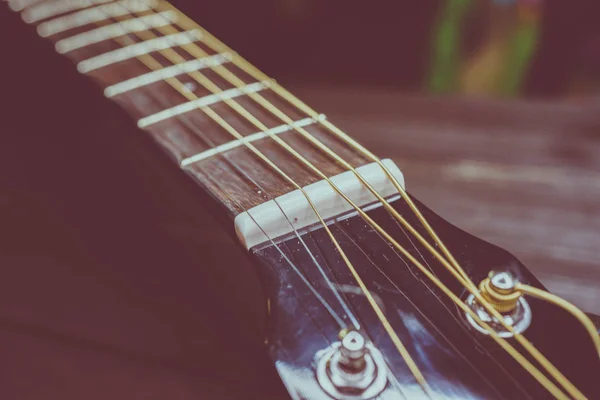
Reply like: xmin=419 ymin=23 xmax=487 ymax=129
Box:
xmin=187 ymin=0 xmax=600 ymax=98
xmin=0 ymin=1 xmax=599 ymax=399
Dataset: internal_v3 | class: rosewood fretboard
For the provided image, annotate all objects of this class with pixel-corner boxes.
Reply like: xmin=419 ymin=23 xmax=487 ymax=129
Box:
xmin=16 ymin=0 xmax=373 ymax=216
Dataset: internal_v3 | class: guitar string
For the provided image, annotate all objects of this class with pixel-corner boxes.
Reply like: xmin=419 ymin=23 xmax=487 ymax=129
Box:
xmin=111 ymin=5 xmax=585 ymax=398
xmin=23 ymin=2 xmax=584 ymax=396
xmin=516 ymin=283 xmax=600 ymax=357
xmin=13 ymin=0 xmax=351 ymax=336
xmin=7 ymin=0 xmax=343 ymax=380
xmin=371 ymin=212 xmax=533 ymax=398
xmin=141 ymin=5 xmax=597 ymax=398
xmin=144 ymin=79 xmax=351 ymax=330
xmin=155 ymin=0 xmax=472 ymax=284
xmin=13 ymin=0 xmax=600 ymax=369
xmin=22 ymin=2 xmax=556 ymax=396
xmin=197 ymin=164 xmax=340 ymax=344
xmin=137 ymin=6 xmax=597 ymax=390
xmin=4 ymin=1 xmax=592 ymax=398
xmin=78 ymin=4 xmax=573 ymax=397
xmin=275 ymin=208 xmax=363 ymax=331
xmin=13 ymin=0 xmax=350 ymax=346
xmin=333 ymin=222 xmax=520 ymax=400
xmin=57 ymin=0 xmax=593 ymax=388
xmin=155 ymin=84 xmax=361 ymax=331
xmin=170 ymin=96 xmax=362 ymax=331
xmin=76 ymin=5 xmax=432 ymax=395
xmin=91 ymin=6 xmax=434 ymax=395
xmin=305 ymin=178 xmax=525 ymax=397
xmin=143 ymin=13 xmax=477 ymax=287
xmin=29 ymin=2 xmax=580 ymax=396
xmin=171 ymin=25 xmax=597 ymax=397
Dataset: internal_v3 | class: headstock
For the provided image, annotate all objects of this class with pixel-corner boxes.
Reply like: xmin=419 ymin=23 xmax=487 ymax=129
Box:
xmin=250 ymin=194 xmax=600 ymax=399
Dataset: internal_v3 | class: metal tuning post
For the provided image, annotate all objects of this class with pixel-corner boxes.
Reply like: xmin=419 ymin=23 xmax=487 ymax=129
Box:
xmin=315 ymin=330 xmax=388 ymax=399
xmin=465 ymin=271 xmax=532 ymax=338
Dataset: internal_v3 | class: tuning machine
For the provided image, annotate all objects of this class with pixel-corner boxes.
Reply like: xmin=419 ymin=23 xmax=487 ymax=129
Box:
xmin=465 ymin=271 xmax=532 ymax=338
xmin=315 ymin=330 xmax=388 ymax=399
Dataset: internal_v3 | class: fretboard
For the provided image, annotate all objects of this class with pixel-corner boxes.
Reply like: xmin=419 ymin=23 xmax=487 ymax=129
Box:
xmin=9 ymin=0 xmax=379 ymax=217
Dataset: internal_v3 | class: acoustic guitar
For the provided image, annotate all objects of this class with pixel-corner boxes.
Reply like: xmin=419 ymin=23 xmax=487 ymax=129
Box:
xmin=3 ymin=0 xmax=599 ymax=399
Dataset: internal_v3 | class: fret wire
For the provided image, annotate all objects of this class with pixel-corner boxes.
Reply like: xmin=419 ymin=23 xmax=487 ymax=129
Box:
xmin=105 ymin=4 xmax=583 ymax=398
xmin=190 ymin=13 xmax=484 ymax=317
xmin=89 ymin=7 xmax=432 ymax=393
xmin=8 ymin=0 xmax=54 ymax=12
xmin=77 ymin=29 xmax=203 ymax=73
xmin=180 ymin=115 xmax=325 ymax=167
xmin=137 ymin=80 xmax=271 ymax=128
xmin=104 ymin=52 xmax=231 ymax=97
xmin=37 ymin=0 xmax=159 ymax=37
xmin=55 ymin=10 xmax=177 ymax=53
xmin=22 ymin=0 xmax=113 ymax=23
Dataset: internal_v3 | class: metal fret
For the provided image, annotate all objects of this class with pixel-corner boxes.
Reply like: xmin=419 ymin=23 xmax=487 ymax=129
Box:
xmin=22 ymin=0 xmax=113 ymax=23
xmin=7 ymin=0 xmax=46 ymax=12
xmin=104 ymin=52 xmax=232 ymax=97
xmin=37 ymin=0 xmax=158 ymax=37
xmin=137 ymin=81 xmax=271 ymax=128
xmin=180 ymin=115 xmax=327 ymax=167
xmin=77 ymin=29 xmax=202 ymax=73
xmin=55 ymin=10 xmax=177 ymax=53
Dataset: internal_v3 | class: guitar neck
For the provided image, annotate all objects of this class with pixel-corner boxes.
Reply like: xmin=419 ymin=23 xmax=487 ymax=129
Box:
xmin=14 ymin=0 xmax=376 ymax=218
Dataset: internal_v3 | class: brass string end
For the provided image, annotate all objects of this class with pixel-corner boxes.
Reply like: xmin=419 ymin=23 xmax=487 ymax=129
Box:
xmin=478 ymin=271 xmax=523 ymax=313
xmin=465 ymin=270 xmax=532 ymax=338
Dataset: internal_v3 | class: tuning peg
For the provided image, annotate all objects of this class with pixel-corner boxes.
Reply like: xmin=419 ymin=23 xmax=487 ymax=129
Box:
xmin=465 ymin=271 xmax=532 ymax=338
xmin=315 ymin=330 xmax=388 ymax=399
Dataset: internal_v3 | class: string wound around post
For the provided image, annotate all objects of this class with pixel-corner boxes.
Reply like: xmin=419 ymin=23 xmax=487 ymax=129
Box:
xmin=465 ymin=270 xmax=532 ymax=338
